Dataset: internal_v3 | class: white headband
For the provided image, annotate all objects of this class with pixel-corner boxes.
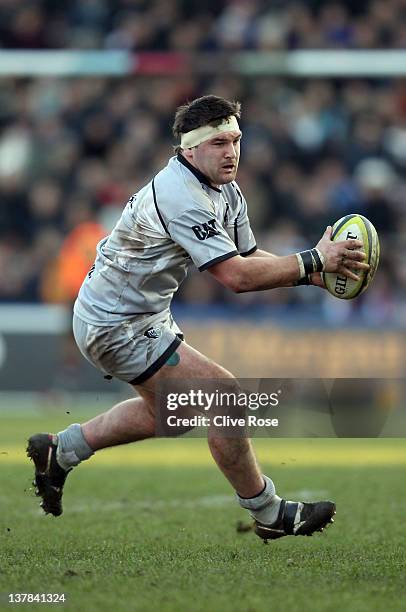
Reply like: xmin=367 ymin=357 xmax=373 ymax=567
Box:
xmin=180 ymin=115 xmax=240 ymax=149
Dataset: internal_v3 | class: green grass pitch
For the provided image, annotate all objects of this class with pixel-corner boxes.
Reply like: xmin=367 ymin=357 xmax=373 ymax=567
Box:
xmin=0 ymin=410 xmax=405 ymax=611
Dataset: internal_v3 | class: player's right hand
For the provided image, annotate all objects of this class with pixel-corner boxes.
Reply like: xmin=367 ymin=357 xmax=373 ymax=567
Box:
xmin=316 ymin=226 xmax=370 ymax=282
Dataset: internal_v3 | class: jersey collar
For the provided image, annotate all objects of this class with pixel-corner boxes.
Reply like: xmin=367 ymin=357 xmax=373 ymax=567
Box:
xmin=177 ymin=153 xmax=222 ymax=193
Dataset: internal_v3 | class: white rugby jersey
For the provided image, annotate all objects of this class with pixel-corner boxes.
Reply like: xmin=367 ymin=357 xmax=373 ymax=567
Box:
xmin=74 ymin=154 xmax=257 ymax=325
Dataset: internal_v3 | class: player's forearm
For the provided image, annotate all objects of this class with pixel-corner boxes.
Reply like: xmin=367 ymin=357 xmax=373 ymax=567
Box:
xmin=228 ymin=254 xmax=300 ymax=292
xmin=247 ymin=249 xmax=307 ymax=287
xmin=211 ymin=226 xmax=368 ymax=293
xmin=247 ymin=249 xmax=277 ymax=259
xmin=245 ymin=249 xmax=298 ymax=287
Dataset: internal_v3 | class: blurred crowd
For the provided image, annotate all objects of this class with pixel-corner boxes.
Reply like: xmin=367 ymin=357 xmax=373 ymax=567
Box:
xmin=1 ymin=0 xmax=406 ymax=51
xmin=0 ymin=0 xmax=406 ymax=326
xmin=0 ymin=73 xmax=405 ymax=325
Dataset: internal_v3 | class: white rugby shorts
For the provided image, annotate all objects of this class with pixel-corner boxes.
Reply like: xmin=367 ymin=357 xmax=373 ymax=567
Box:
xmin=72 ymin=310 xmax=183 ymax=385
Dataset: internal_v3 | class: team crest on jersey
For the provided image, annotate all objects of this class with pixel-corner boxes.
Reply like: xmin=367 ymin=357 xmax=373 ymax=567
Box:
xmin=191 ymin=219 xmax=220 ymax=241
xmin=144 ymin=327 xmax=162 ymax=339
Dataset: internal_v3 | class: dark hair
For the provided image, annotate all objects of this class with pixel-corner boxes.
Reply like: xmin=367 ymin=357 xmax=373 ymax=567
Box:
xmin=172 ymin=95 xmax=241 ymax=152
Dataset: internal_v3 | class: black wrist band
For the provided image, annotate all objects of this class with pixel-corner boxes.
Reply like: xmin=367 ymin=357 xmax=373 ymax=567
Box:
xmin=297 ymin=249 xmax=324 ymax=276
xmin=299 ymin=250 xmax=315 ymax=275
xmin=310 ymin=248 xmax=323 ymax=272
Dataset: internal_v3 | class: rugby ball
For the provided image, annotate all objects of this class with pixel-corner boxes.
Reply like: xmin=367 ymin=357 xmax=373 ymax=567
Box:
xmin=322 ymin=214 xmax=380 ymax=300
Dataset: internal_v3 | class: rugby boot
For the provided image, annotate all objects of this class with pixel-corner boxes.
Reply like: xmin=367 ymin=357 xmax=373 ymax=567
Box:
xmin=254 ymin=499 xmax=336 ymax=543
xmin=27 ymin=433 xmax=71 ymax=517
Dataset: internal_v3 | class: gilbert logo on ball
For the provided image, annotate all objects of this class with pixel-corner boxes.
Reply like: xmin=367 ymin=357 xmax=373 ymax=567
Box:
xmin=323 ymin=214 xmax=380 ymax=300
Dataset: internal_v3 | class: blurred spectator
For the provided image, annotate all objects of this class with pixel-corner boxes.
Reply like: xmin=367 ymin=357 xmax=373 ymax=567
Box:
xmin=353 ymin=158 xmax=398 ymax=233
xmin=41 ymin=219 xmax=105 ymax=303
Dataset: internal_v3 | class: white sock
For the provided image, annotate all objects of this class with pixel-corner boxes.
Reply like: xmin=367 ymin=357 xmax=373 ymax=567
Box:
xmin=56 ymin=423 xmax=94 ymax=471
xmin=237 ymin=475 xmax=282 ymax=525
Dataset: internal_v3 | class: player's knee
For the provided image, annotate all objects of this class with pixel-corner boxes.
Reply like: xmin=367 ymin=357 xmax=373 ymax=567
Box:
xmin=134 ymin=391 xmax=157 ymax=422
xmin=212 ymin=363 xmax=235 ymax=380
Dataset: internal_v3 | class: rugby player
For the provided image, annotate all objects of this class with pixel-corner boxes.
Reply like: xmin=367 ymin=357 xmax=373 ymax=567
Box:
xmin=27 ymin=95 xmax=369 ymax=542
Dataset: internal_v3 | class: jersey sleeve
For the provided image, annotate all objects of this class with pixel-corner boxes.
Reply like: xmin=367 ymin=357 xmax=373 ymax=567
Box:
xmin=230 ymin=188 xmax=257 ymax=257
xmin=168 ymin=208 xmax=238 ymax=272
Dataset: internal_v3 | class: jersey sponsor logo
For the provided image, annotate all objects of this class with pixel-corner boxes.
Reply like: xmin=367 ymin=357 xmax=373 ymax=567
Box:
xmin=191 ymin=219 xmax=220 ymax=241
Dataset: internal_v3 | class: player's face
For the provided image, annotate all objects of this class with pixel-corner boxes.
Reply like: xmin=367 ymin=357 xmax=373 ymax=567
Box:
xmin=187 ymin=131 xmax=241 ymax=186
